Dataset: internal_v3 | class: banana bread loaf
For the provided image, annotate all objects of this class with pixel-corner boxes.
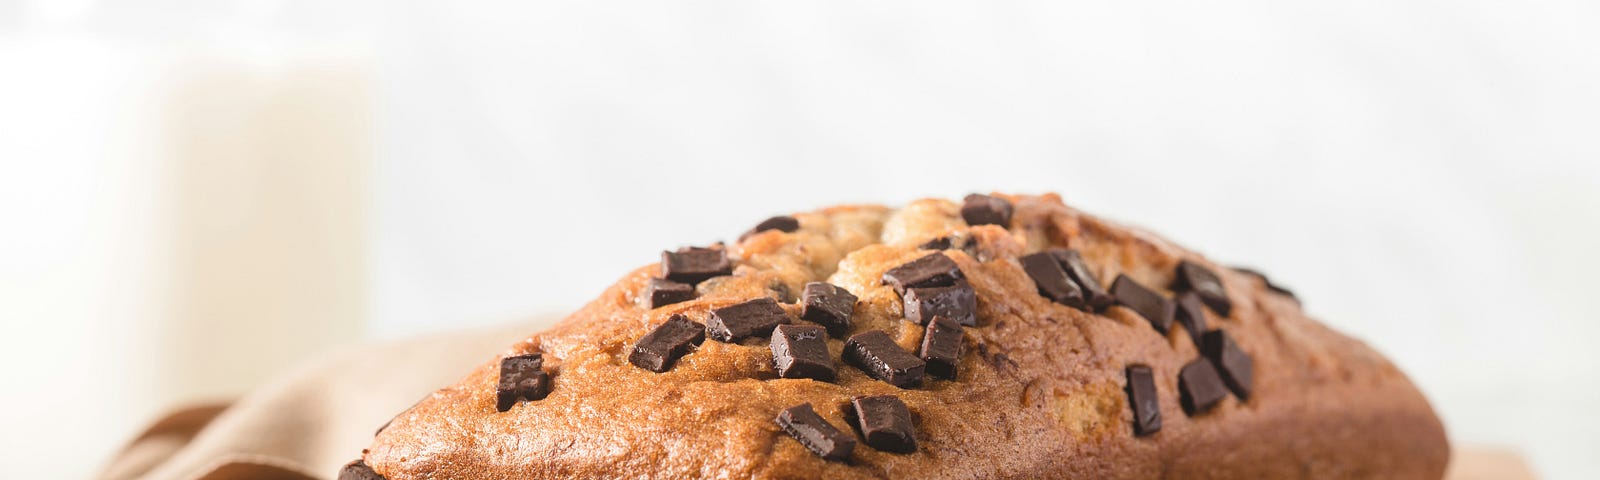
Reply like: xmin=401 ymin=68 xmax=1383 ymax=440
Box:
xmin=349 ymin=193 xmax=1449 ymax=479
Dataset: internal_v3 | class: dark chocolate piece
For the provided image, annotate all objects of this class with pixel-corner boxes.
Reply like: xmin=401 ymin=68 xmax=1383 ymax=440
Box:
xmin=742 ymin=215 xmax=800 ymax=240
xmin=707 ymin=297 xmax=789 ymax=343
xmin=495 ymin=353 xmax=550 ymax=412
xmin=851 ymin=395 xmax=918 ymax=453
xmin=767 ymin=280 xmax=794 ymax=303
xmin=919 ymin=316 xmax=964 ymax=379
xmin=644 ymin=278 xmax=695 ymax=309
xmin=1233 ymin=266 xmax=1298 ymax=302
xmin=1111 ymin=275 xmax=1175 ymax=334
xmin=800 ymin=282 xmax=857 ymax=337
xmin=882 ymin=253 xmax=964 ymax=294
xmin=1124 ymin=365 xmax=1162 ymax=436
xmin=771 ymin=324 xmax=836 ymax=381
xmin=1174 ymin=260 xmax=1232 ymax=317
xmin=844 ymin=330 xmax=926 ymax=388
xmin=1020 ymin=251 xmax=1086 ymax=309
xmin=960 ymin=193 xmax=1013 ymax=226
xmin=776 ymin=403 xmax=856 ymax=462
xmin=339 ymin=460 xmax=386 ymax=480
xmin=1200 ymin=329 xmax=1254 ymax=400
xmin=660 ymin=247 xmax=732 ymax=285
xmin=902 ymin=282 xmax=977 ymax=326
xmin=629 ymin=314 xmax=706 ymax=372
xmin=1174 ymin=292 xmax=1208 ymax=346
xmin=1179 ymin=358 xmax=1228 ymax=416
xmin=919 ymin=236 xmax=953 ymax=250
xmin=1051 ymin=249 xmax=1114 ymax=311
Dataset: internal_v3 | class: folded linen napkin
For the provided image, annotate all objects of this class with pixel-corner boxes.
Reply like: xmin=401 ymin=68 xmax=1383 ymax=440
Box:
xmin=99 ymin=318 xmax=555 ymax=480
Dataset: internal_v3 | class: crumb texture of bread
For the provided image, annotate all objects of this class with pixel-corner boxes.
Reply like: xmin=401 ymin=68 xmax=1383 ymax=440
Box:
xmin=363 ymin=193 xmax=1449 ymax=479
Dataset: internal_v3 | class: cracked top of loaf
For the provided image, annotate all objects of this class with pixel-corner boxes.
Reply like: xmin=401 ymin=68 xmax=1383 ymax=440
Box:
xmin=357 ymin=193 xmax=1448 ymax=480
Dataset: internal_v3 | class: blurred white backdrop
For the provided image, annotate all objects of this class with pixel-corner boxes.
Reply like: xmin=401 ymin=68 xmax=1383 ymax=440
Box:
xmin=3 ymin=0 xmax=1598 ymax=478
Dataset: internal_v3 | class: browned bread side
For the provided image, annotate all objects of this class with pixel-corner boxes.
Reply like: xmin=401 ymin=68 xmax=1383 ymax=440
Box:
xmin=360 ymin=193 xmax=1449 ymax=479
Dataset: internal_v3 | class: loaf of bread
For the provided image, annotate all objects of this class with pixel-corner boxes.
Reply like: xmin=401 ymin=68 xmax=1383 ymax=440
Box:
xmin=348 ymin=193 xmax=1449 ymax=479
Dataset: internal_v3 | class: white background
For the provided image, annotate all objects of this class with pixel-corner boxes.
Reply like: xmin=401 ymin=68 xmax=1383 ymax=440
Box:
xmin=2 ymin=1 xmax=1598 ymax=478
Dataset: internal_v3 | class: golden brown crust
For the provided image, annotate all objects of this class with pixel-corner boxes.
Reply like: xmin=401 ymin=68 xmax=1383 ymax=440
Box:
xmin=362 ymin=193 xmax=1449 ymax=479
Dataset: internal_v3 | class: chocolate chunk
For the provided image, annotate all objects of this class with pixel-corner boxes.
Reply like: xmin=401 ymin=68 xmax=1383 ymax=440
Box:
xmin=1233 ymin=266 xmax=1298 ymax=302
xmin=644 ymin=278 xmax=695 ymax=309
xmin=776 ymin=403 xmax=856 ymax=462
xmin=629 ymin=314 xmax=706 ymax=372
xmin=919 ymin=236 xmax=953 ymax=250
xmin=1021 ymin=251 xmax=1086 ymax=309
xmin=1111 ymin=275 xmax=1175 ymax=334
xmin=960 ymin=194 xmax=1013 ymax=226
xmin=1124 ymin=365 xmax=1162 ymax=436
xmin=1051 ymin=249 xmax=1115 ymax=311
xmin=800 ymin=282 xmax=857 ymax=337
xmin=919 ymin=316 xmax=964 ymax=379
xmin=1174 ymin=292 xmax=1208 ymax=346
xmin=771 ymin=324 xmax=836 ymax=381
xmin=851 ymin=395 xmax=918 ymax=453
xmin=339 ymin=460 xmax=386 ymax=480
xmin=660 ymin=247 xmax=732 ymax=285
xmin=882 ymin=253 xmax=964 ymax=294
xmin=742 ymin=215 xmax=800 ymax=240
xmin=768 ymin=280 xmax=794 ymax=303
xmin=707 ymin=297 xmax=789 ymax=343
xmin=844 ymin=330 xmax=926 ymax=388
xmin=495 ymin=353 xmax=550 ymax=412
xmin=1200 ymin=330 xmax=1254 ymax=400
xmin=1173 ymin=260 xmax=1232 ymax=316
xmin=902 ymin=282 xmax=977 ymax=326
xmin=1179 ymin=358 xmax=1228 ymax=416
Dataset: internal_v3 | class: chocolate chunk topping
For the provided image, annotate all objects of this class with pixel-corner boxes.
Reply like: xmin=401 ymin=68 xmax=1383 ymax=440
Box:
xmin=660 ymin=247 xmax=732 ymax=285
xmin=960 ymin=193 xmax=1013 ymax=226
xmin=919 ymin=236 xmax=953 ymax=250
xmin=771 ymin=324 xmax=836 ymax=381
xmin=1051 ymin=249 xmax=1114 ymax=311
xmin=339 ymin=459 xmax=386 ymax=480
xmin=629 ymin=314 xmax=706 ymax=372
xmin=1233 ymin=266 xmax=1298 ymax=302
xmin=902 ymin=282 xmax=977 ymax=327
xmin=1124 ymin=365 xmax=1162 ymax=436
xmin=1201 ymin=329 xmax=1254 ymax=400
xmin=1179 ymin=358 xmax=1228 ymax=416
xmin=882 ymin=253 xmax=965 ymax=294
xmin=800 ymin=282 xmax=857 ymax=337
xmin=1111 ymin=275 xmax=1175 ymax=334
xmin=919 ymin=316 xmax=964 ymax=380
xmin=776 ymin=403 xmax=856 ymax=462
xmin=707 ymin=297 xmax=789 ymax=343
xmin=495 ymin=353 xmax=550 ymax=412
xmin=844 ymin=330 xmax=926 ymax=388
xmin=767 ymin=280 xmax=794 ymax=303
xmin=644 ymin=278 xmax=695 ymax=309
xmin=1020 ymin=251 xmax=1086 ymax=309
xmin=742 ymin=215 xmax=800 ymax=240
xmin=1174 ymin=292 xmax=1208 ymax=346
xmin=1174 ymin=260 xmax=1232 ymax=316
xmin=851 ymin=395 xmax=918 ymax=453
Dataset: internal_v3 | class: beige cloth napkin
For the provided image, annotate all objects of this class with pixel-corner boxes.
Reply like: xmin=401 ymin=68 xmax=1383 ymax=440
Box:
xmin=100 ymin=318 xmax=553 ymax=480
xmin=100 ymin=315 xmax=1535 ymax=480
